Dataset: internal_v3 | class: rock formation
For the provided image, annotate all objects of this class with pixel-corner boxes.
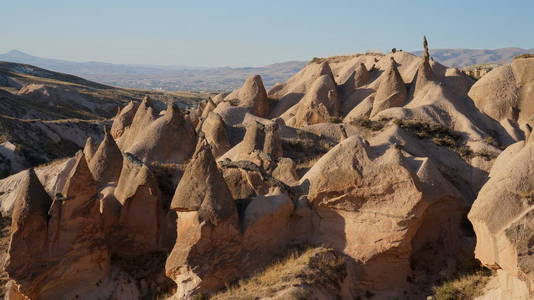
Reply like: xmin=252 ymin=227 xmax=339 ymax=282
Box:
xmin=88 ymin=127 xmax=123 ymax=184
xmin=4 ymin=38 xmax=533 ymax=300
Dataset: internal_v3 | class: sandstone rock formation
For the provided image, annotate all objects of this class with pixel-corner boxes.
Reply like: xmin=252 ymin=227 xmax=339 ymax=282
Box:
xmin=4 ymin=38 xmax=532 ymax=300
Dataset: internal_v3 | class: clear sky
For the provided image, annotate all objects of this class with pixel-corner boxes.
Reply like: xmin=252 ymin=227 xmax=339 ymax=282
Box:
xmin=1 ymin=0 xmax=532 ymax=67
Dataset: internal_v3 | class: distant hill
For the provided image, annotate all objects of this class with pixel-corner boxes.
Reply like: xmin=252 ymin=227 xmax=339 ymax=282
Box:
xmin=0 ymin=50 xmax=307 ymax=92
xmin=411 ymin=47 xmax=534 ymax=67
xmin=2 ymin=48 xmax=533 ymax=92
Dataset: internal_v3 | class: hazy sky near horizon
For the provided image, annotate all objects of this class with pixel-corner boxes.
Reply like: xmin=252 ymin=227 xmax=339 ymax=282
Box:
xmin=1 ymin=0 xmax=533 ymax=67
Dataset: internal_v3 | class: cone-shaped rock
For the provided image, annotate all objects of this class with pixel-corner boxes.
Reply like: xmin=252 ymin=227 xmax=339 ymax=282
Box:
xmin=113 ymin=153 xmax=163 ymax=255
xmin=370 ymin=57 xmax=407 ymax=117
xmin=201 ymin=97 xmax=217 ymax=119
xmin=5 ymin=169 xmax=52 ymax=295
xmin=201 ymin=112 xmax=231 ymax=158
xmin=284 ymin=74 xmax=339 ymax=127
xmin=83 ymin=136 xmax=97 ymax=163
xmin=225 ymin=75 xmax=270 ymax=118
xmin=127 ymin=102 xmax=196 ymax=164
xmin=111 ymin=101 xmax=139 ymax=139
xmin=117 ymin=96 xmax=156 ymax=150
xmin=412 ymin=36 xmax=435 ymax=95
xmin=88 ymin=127 xmax=123 ymax=184
xmin=171 ymin=138 xmax=236 ymax=225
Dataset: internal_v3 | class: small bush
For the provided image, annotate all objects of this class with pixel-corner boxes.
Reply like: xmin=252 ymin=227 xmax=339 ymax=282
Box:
xmin=351 ymin=118 xmax=388 ymax=131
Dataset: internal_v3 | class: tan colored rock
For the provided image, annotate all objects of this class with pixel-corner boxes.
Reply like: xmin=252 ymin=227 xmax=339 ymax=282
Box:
xmin=283 ymin=74 xmax=339 ymax=128
xmin=88 ymin=127 xmax=123 ymax=184
xmin=171 ymin=138 xmax=236 ymax=225
xmin=301 ymin=136 xmax=463 ymax=293
xmin=201 ymin=112 xmax=231 ymax=158
xmin=166 ymin=139 xmax=241 ymax=297
xmin=117 ymin=96 xmax=156 ymax=150
xmin=5 ymin=169 xmax=52 ymax=298
xmin=113 ymin=153 xmax=164 ymax=255
xmin=83 ymin=136 xmax=97 ymax=163
xmin=127 ymin=102 xmax=196 ymax=164
xmin=225 ymin=75 xmax=270 ymax=118
xmin=7 ymin=152 xmax=111 ymax=299
xmin=111 ymin=101 xmax=139 ymax=139
xmin=411 ymin=36 xmax=436 ymax=97
xmin=468 ymin=139 xmax=534 ymax=296
xmin=269 ymin=61 xmax=335 ymax=118
xmin=370 ymin=57 xmax=406 ymax=117
xmin=201 ymin=97 xmax=217 ymax=119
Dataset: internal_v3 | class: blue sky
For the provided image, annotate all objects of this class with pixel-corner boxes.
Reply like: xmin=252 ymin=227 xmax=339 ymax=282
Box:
xmin=1 ymin=0 xmax=532 ymax=67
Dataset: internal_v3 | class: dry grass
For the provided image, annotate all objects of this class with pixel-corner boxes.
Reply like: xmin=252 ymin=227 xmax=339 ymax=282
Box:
xmin=432 ymin=269 xmax=492 ymax=300
xmin=212 ymin=247 xmax=346 ymax=300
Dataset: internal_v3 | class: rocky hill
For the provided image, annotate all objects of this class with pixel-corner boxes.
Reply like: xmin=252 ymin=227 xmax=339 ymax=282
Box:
xmin=0 ymin=50 xmax=307 ymax=92
xmin=0 ymin=61 xmax=208 ymax=178
xmin=1 ymin=38 xmax=534 ymax=299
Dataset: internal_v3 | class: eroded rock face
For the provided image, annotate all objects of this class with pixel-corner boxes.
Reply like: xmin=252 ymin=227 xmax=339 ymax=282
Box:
xmin=111 ymin=101 xmax=140 ymax=139
xmin=88 ymin=128 xmax=123 ymax=184
xmin=6 ymin=153 xmax=110 ymax=300
xmin=301 ymin=136 xmax=464 ymax=294
xmin=166 ymin=139 xmax=241 ymax=297
xmin=468 ymin=139 xmax=534 ymax=298
xmin=370 ymin=57 xmax=407 ymax=117
xmin=113 ymin=153 xmax=165 ymax=256
xmin=224 ymin=75 xmax=270 ymax=118
xmin=127 ymin=103 xmax=196 ymax=164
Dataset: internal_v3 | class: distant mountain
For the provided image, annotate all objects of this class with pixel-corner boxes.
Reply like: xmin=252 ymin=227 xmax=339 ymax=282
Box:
xmin=411 ymin=47 xmax=534 ymax=67
xmin=3 ymin=48 xmax=532 ymax=92
xmin=0 ymin=50 xmax=307 ymax=92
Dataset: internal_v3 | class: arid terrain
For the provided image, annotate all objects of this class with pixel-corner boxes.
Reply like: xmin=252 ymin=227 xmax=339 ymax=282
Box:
xmin=1 ymin=38 xmax=534 ymax=300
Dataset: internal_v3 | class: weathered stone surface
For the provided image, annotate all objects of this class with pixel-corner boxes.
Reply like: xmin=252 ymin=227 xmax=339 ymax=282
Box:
xmin=88 ymin=127 xmax=123 ymax=184
xmin=224 ymin=75 xmax=270 ymax=118
xmin=469 ymin=139 xmax=534 ymax=296
xmin=111 ymin=101 xmax=140 ymax=139
xmin=127 ymin=102 xmax=196 ymax=164
xmin=113 ymin=153 xmax=164 ymax=255
xmin=201 ymin=112 xmax=231 ymax=158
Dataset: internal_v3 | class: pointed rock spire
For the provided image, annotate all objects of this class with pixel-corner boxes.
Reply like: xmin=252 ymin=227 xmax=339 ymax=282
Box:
xmin=201 ymin=97 xmax=217 ymax=119
xmin=6 ymin=169 xmax=51 ymax=281
xmin=88 ymin=127 xmax=123 ymax=184
xmin=117 ymin=95 xmax=156 ymax=150
xmin=63 ymin=151 xmax=97 ymax=207
xmin=171 ymin=138 xmax=236 ymax=225
xmin=225 ymin=75 xmax=270 ymax=118
xmin=355 ymin=63 xmax=370 ymax=87
xmin=201 ymin=112 xmax=231 ymax=158
xmin=412 ymin=36 xmax=435 ymax=95
xmin=111 ymin=101 xmax=139 ymax=139
xmin=83 ymin=136 xmax=97 ymax=163
xmin=285 ymin=74 xmax=339 ymax=127
xmin=127 ymin=102 xmax=196 ymax=164
xmin=370 ymin=57 xmax=407 ymax=117
xmin=113 ymin=153 xmax=163 ymax=255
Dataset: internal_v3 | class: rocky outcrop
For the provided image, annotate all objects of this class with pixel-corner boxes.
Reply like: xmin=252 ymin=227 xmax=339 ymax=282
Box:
xmin=224 ymin=75 xmax=270 ymax=118
xmin=83 ymin=136 xmax=97 ymax=163
xmin=282 ymin=74 xmax=340 ymax=128
xmin=201 ymin=112 xmax=231 ymax=158
xmin=6 ymin=152 xmax=110 ymax=299
xmin=370 ymin=57 xmax=407 ymax=117
xmin=127 ymin=102 xmax=196 ymax=164
xmin=468 ymin=139 xmax=534 ymax=298
xmin=118 ymin=96 xmax=156 ymax=150
xmin=113 ymin=153 xmax=165 ymax=255
xmin=111 ymin=101 xmax=140 ymax=139
xmin=301 ymin=136 xmax=464 ymax=295
xmin=88 ymin=127 xmax=123 ymax=184
xmin=166 ymin=139 xmax=241 ymax=297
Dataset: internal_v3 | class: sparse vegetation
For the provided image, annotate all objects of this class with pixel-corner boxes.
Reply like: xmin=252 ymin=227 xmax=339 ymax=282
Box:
xmin=350 ymin=117 xmax=389 ymax=131
xmin=212 ymin=246 xmax=346 ymax=300
xmin=432 ymin=269 xmax=492 ymax=300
